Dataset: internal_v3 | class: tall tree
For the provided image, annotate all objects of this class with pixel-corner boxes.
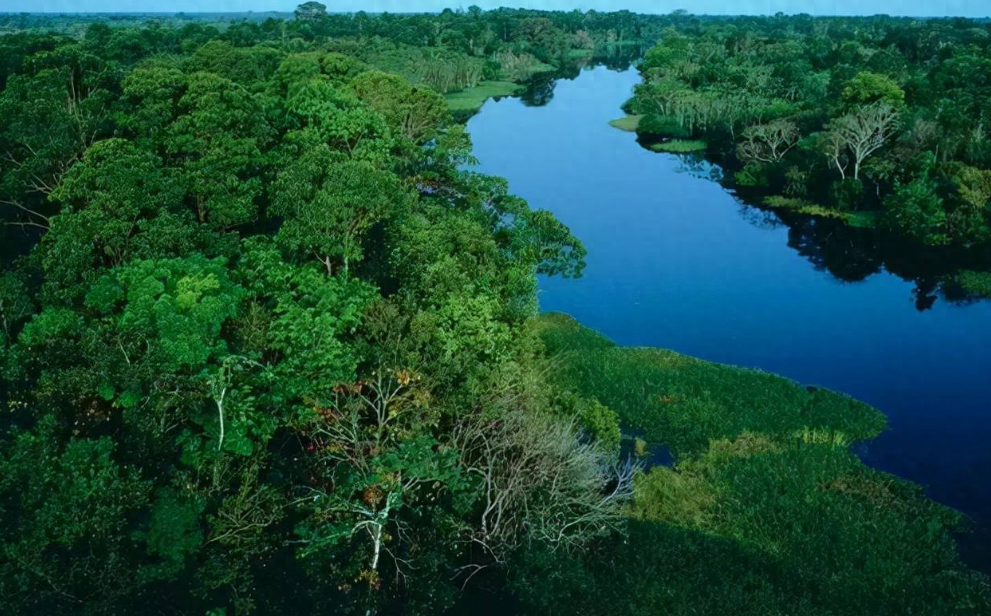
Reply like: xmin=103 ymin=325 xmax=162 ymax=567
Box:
xmin=826 ymin=102 xmax=900 ymax=180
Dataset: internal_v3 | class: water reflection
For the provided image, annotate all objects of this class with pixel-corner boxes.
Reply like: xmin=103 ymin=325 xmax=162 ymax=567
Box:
xmin=662 ymin=150 xmax=991 ymax=310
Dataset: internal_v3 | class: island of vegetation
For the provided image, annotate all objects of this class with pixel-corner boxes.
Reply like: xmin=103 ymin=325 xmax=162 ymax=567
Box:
xmin=0 ymin=5 xmax=988 ymax=615
xmin=622 ymin=14 xmax=991 ymax=297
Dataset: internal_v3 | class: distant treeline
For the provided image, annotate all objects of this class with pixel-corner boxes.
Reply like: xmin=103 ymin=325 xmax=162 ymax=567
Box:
xmin=626 ymin=13 xmax=991 ymax=295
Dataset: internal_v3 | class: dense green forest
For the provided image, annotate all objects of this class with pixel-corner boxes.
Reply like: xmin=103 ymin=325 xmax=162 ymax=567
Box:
xmin=622 ymin=14 xmax=991 ymax=295
xmin=0 ymin=5 xmax=989 ymax=615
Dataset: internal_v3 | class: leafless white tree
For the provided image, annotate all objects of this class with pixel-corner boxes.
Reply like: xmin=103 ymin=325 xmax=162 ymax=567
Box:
xmin=825 ymin=102 xmax=901 ymax=180
xmin=737 ymin=119 xmax=801 ymax=163
xmin=453 ymin=408 xmax=635 ymax=584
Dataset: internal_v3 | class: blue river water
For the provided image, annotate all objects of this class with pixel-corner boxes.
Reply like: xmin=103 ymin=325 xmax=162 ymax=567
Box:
xmin=467 ymin=65 xmax=991 ymax=565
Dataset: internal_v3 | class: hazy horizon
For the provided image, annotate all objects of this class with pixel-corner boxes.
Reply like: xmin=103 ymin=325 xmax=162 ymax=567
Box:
xmin=4 ymin=1 xmax=989 ymax=19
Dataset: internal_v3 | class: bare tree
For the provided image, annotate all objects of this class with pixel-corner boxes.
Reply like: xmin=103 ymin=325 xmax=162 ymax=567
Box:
xmin=737 ymin=119 xmax=801 ymax=163
xmin=826 ymin=102 xmax=900 ymax=180
xmin=823 ymin=130 xmax=850 ymax=179
xmin=453 ymin=408 xmax=635 ymax=583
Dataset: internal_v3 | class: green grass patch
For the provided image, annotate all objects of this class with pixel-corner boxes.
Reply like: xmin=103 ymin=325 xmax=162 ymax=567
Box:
xmin=526 ymin=312 xmax=991 ymax=615
xmin=608 ymin=115 xmax=642 ymax=132
xmin=764 ymin=196 xmax=878 ymax=229
xmin=536 ymin=312 xmax=885 ymax=454
xmin=957 ymin=270 xmax=991 ymax=298
xmin=444 ymin=80 xmax=521 ymax=112
xmin=650 ymin=139 xmax=708 ymax=153
xmin=764 ymin=196 xmax=847 ymax=219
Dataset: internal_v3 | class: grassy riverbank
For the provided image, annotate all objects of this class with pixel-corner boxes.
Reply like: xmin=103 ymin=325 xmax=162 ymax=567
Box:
xmin=650 ymin=139 xmax=708 ymax=154
xmin=608 ymin=115 xmax=642 ymax=131
xmin=764 ymin=196 xmax=879 ymax=228
xmin=445 ymin=80 xmax=522 ymax=114
xmin=524 ymin=313 xmax=991 ymax=615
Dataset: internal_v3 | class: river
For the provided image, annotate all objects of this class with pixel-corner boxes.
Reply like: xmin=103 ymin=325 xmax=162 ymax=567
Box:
xmin=467 ymin=65 xmax=991 ymax=567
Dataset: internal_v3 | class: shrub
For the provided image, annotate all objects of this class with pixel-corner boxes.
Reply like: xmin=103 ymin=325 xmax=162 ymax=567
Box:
xmin=957 ymin=270 xmax=991 ymax=298
xmin=829 ymin=178 xmax=865 ymax=211
xmin=734 ymin=162 xmax=770 ymax=186
xmin=638 ymin=114 xmax=690 ymax=138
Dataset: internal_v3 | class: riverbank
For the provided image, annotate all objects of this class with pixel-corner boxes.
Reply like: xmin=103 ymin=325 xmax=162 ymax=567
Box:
xmin=530 ymin=312 xmax=990 ymax=614
xmin=445 ymin=80 xmax=522 ymax=117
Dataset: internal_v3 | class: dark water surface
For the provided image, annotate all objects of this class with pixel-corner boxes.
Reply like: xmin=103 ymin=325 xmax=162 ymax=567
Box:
xmin=467 ymin=65 xmax=991 ymax=566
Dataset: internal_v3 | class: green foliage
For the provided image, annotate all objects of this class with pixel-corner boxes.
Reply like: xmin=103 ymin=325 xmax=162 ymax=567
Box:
xmin=86 ymin=254 xmax=242 ymax=375
xmin=0 ymin=417 xmax=152 ymax=613
xmin=275 ymin=156 xmax=410 ymax=274
xmin=764 ymin=195 xmax=878 ymax=227
xmin=637 ymin=114 xmax=690 ymax=138
xmin=538 ymin=313 xmax=884 ymax=455
xmin=841 ymin=71 xmax=906 ymax=108
xmin=528 ymin=314 xmax=990 ymax=616
xmin=39 ymin=139 xmax=194 ymax=303
xmin=285 ymin=78 xmax=394 ymax=165
xmin=957 ymin=270 xmax=991 ymax=298
xmin=294 ymin=1 xmax=327 ymax=21
xmin=552 ymin=390 xmax=621 ymax=452
xmin=133 ymin=487 xmax=205 ymax=582
xmin=351 ymin=70 xmax=449 ymax=144
xmin=236 ymin=239 xmax=373 ymax=405
xmin=948 ymin=164 xmax=991 ymax=243
xmin=830 ymin=177 xmax=866 ymax=212
xmin=883 ymin=174 xmax=949 ymax=246
xmin=190 ymin=40 xmax=283 ymax=86
xmin=165 ymin=71 xmax=271 ymax=229
xmin=735 ymin=161 xmax=770 ymax=186
xmin=0 ymin=272 xmax=32 ymax=346
xmin=650 ymin=139 xmax=707 ymax=153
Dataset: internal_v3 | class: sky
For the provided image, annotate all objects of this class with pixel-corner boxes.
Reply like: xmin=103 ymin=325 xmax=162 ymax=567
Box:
xmin=4 ymin=0 xmax=989 ymax=17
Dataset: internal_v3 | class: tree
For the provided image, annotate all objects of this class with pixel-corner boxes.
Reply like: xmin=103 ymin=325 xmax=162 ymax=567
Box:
xmin=949 ymin=165 xmax=991 ymax=242
xmin=297 ymin=370 xmax=462 ymax=612
xmin=350 ymin=70 xmax=449 ymax=144
xmin=164 ymin=72 xmax=271 ymax=229
xmin=453 ymin=407 xmax=634 ymax=577
xmin=822 ymin=129 xmax=851 ymax=180
xmin=0 ymin=418 xmax=151 ymax=612
xmin=294 ymin=2 xmax=328 ymax=22
xmin=48 ymin=139 xmax=184 ymax=266
xmin=38 ymin=138 xmax=191 ymax=304
xmin=825 ymin=102 xmax=900 ymax=180
xmin=120 ymin=66 xmax=186 ymax=143
xmin=273 ymin=156 xmax=411 ymax=274
xmin=883 ymin=165 xmax=948 ymax=246
xmin=841 ymin=71 xmax=905 ymax=108
xmin=235 ymin=239 xmax=374 ymax=406
xmin=286 ymin=79 xmax=393 ymax=164
xmin=0 ymin=272 xmax=32 ymax=347
xmin=737 ymin=119 xmax=800 ymax=163
xmin=79 ymin=254 xmax=244 ymax=415
xmin=0 ymin=64 xmax=111 ymax=233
